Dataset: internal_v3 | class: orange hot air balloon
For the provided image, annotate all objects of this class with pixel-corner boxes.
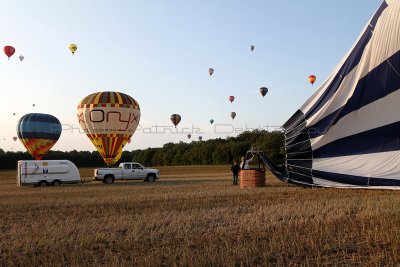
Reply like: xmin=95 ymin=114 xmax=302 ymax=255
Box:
xmin=170 ymin=114 xmax=181 ymax=127
xmin=208 ymin=68 xmax=214 ymax=76
xmin=4 ymin=46 xmax=15 ymax=59
xmin=229 ymin=96 xmax=235 ymax=103
xmin=308 ymin=75 xmax=317 ymax=85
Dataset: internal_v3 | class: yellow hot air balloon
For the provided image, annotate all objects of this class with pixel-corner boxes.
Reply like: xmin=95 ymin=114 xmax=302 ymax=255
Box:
xmin=77 ymin=91 xmax=140 ymax=166
xmin=69 ymin=43 xmax=78 ymax=55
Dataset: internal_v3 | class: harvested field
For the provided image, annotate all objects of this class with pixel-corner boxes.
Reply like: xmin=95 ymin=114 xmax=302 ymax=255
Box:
xmin=1 ymin=166 xmax=400 ymax=266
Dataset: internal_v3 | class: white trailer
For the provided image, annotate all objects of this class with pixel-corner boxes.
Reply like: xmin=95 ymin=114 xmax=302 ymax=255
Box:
xmin=17 ymin=160 xmax=81 ymax=186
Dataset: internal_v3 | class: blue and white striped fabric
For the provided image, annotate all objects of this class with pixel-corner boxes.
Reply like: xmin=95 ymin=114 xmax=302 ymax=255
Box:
xmin=282 ymin=0 xmax=400 ymax=189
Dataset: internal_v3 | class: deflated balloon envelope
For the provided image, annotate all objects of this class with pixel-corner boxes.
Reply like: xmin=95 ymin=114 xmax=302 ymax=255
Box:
xmin=16 ymin=113 xmax=62 ymax=160
xmin=77 ymin=91 xmax=141 ymax=166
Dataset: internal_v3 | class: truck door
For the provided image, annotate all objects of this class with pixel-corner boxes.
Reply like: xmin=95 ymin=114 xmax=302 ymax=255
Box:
xmin=131 ymin=163 xmax=145 ymax=179
xmin=122 ymin=164 xmax=133 ymax=179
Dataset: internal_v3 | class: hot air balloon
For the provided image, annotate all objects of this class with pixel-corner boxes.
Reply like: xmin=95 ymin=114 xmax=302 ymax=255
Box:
xmin=16 ymin=113 xmax=62 ymax=160
xmin=230 ymin=112 xmax=236 ymax=120
xmin=13 ymin=137 xmax=18 ymax=141
xmin=198 ymin=136 xmax=203 ymax=141
xmin=187 ymin=133 xmax=191 ymax=139
xmin=250 ymin=45 xmax=255 ymax=51
xmin=19 ymin=55 xmax=24 ymax=61
xmin=229 ymin=96 xmax=235 ymax=103
xmin=77 ymin=91 xmax=140 ymax=166
xmin=69 ymin=43 xmax=78 ymax=55
xmin=13 ymin=113 xmax=16 ymax=116
xmin=4 ymin=46 xmax=15 ymax=59
xmin=170 ymin=114 xmax=181 ymax=128
xmin=308 ymin=75 xmax=316 ymax=85
xmin=32 ymin=104 xmax=35 ymax=107
xmin=111 ymin=150 xmax=123 ymax=166
xmin=208 ymin=68 xmax=214 ymax=76
xmin=259 ymin=87 xmax=268 ymax=97
xmin=210 ymin=119 xmax=214 ymax=124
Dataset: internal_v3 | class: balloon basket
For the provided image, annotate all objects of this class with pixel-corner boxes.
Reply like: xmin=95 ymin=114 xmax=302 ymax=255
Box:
xmin=240 ymin=169 xmax=265 ymax=188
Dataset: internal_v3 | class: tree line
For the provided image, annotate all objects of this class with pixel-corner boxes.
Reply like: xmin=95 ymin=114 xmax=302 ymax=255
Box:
xmin=0 ymin=130 xmax=285 ymax=169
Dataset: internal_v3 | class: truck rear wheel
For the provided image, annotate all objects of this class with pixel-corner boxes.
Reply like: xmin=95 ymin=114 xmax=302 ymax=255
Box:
xmin=39 ymin=181 xmax=48 ymax=187
xmin=146 ymin=174 xmax=156 ymax=182
xmin=104 ymin=176 xmax=114 ymax=184
xmin=53 ymin=180 xmax=61 ymax=186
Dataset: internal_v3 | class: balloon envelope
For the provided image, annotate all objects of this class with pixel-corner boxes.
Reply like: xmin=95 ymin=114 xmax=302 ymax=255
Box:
xmin=259 ymin=87 xmax=268 ymax=97
xmin=170 ymin=114 xmax=181 ymax=127
xmin=229 ymin=96 xmax=235 ymax=103
xmin=69 ymin=43 xmax=78 ymax=54
xmin=187 ymin=134 xmax=191 ymax=139
xmin=77 ymin=91 xmax=141 ymax=166
xmin=16 ymin=113 xmax=62 ymax=160
xmin=210 ymin=119 xmax=214 ymax=124
xmin=208 ymin=68 xmax=214 ymax=76
xmin=251 ymin=45 xmax=255 ymax=51
xmin=4 ymin=46 xmax=15 ymax=59
xmin=230 ymin=112 xmax=236 ymax=119
xmin=19 ymin=55 xmax=24 ymax=61
xmin=13 ymin=137 xmax=17 ymax=141
xmin=198 ymin=136 xmax=203 ymax=141
xmin=308 ymin=75 xmax=317 ymax=85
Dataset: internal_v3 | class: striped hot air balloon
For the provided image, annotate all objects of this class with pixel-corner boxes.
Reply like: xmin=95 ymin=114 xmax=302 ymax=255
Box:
xmin=77 ymin=91 xmax=141 ymax=166
xmin=265 ymin=0 xmax=400 ymax=189
xmin=17 ymin=113 xmax=62 ymax=160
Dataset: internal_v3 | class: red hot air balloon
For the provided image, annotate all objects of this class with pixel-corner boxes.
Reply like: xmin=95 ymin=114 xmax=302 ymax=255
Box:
xmin=308 ymin=75 xmax=317 ymax=85
xmin=229 ymin=96 xmax=235 ymax=103
xmin=4 ymin=46 xmax=15 ymax=59
xmin=170 ymin=114 xmax=181 ymax=128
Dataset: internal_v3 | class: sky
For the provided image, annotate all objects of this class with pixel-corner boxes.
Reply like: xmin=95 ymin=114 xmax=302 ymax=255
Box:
xmin=0 ymin=0 xmax=383 ymax=152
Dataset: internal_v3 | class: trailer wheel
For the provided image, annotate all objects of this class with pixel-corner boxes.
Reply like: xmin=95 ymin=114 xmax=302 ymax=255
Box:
xmin=104 ymin=175 xmax=114 ymax=184
xmin=53 ymin=180 xmax=61 ymax=186
xmin=146 ymin=174 xmax=156 ymax=182
xmin=39 ymin=181 xmax=48 ymax=187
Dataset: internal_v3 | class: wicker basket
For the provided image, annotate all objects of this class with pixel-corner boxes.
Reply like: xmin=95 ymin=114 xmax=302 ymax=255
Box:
xmin=240 ymin=169 xmax=265 ymax=188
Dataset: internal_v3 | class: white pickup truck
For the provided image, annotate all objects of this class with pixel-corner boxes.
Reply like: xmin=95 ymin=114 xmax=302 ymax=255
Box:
xmin=94 ymin=162 xmax=160 ymax=184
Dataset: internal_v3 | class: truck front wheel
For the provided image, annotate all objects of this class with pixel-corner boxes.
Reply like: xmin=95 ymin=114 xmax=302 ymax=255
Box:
xmin=104 ymin=176 xmax=114 ymax=184
xmin=39 ymin=181 xmax=48 ymax=187
xmin=146 ymin=174 xmax=156 ymax=182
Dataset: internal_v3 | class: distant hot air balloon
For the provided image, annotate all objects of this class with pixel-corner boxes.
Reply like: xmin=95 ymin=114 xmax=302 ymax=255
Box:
xmin=69 ymin=43 xmax=78 ymax=55
xmin=77 ymin=91 xmax=140 ymax=166
xmin=19 ymin=55 xmax=24 ymax=61
xmin=170 ymin=114 xmax=181 ymax=128
xmin=32 ymin=104 xmax=35 ymax=107
xmin=17 ymin=113 xmax=62 ymax=160
xmin=13 ymin=137 xmax=17 ymax=141
xmin=13 ymin=113 xmax=16 ymax=116
xmin=208 ymin=68 xmax=214 ymax=76
xmin=198 ymin=136 xmax=203 ymax=141
xmin=229 ymin=96 xmax=235 ymax=103
xmin=210 ymin=119 xmax=214 ymax=124
xmin=308 ymin=75 xmax=317 ymax=85
xmin=187 ymin=133 xmax=191 ymax=139
xmin=230 ymin=112 xmax=236 ymax=120
xmin=259 ymin=87 xmax=268 ymax=97
xmin=250 ymin=45 xmax=255 ymax=51
xmin=4 ymin=46 xmax=15 ymax=59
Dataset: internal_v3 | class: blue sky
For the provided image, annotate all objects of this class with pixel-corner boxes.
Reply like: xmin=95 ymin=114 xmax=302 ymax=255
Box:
xmin=0 ymin=0 xmax=382 ymax=151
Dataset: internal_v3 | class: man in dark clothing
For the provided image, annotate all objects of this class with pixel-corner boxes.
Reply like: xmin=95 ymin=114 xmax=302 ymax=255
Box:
xmin=231 ymin=160 xmax=241 ymax=185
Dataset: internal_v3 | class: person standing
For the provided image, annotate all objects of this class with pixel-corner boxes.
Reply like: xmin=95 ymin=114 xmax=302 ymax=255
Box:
xmin=231 ymin=160 xmax=241 ymax=185
xmin=240 ymin=154 xmax=254 ymax=170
